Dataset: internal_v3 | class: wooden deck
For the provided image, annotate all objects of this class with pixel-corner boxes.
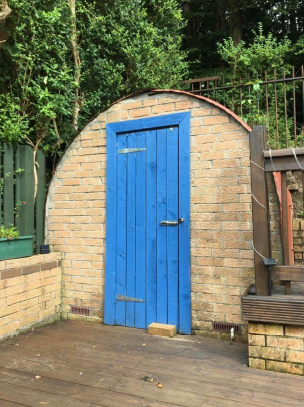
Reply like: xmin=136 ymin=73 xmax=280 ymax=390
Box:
xmin=242 ymin=282 xmax=304 ymax=326
xmin=0 ymin=321 xmax=303 ymax=407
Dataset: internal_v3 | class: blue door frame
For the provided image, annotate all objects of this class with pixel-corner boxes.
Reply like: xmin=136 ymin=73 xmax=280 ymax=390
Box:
xmin=104 ymin=112 xmax=191 ymax=334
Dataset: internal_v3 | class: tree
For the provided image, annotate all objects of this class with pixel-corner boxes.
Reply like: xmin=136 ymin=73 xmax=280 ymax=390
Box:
xmin=0 ymin=0 xmax=187 ymax=163
xmin=0 ymin=1 xmax=11 ymax=49
xmin=227 ymin=0 xmax=243 ymax=45
xmin=181 ymin=0 xmax=304 ymax=77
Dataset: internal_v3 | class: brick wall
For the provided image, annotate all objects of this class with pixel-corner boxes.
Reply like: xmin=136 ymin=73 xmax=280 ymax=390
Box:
xmin=248 ymin=322 xmax=304 ymax=375
xmin=0 ymin=253 xmax=62 ymax=341
xmin=293 ymin=218 xmax=304 ymax=263
xmin=46 ymin=91 xmax=253 ymax=339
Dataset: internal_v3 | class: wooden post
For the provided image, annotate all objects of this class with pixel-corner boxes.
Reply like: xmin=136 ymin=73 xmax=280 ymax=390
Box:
xmin=250 ymin=126 xmax=270 ymax=296
xmin=281 ymin=171 xmax=291 ymax=294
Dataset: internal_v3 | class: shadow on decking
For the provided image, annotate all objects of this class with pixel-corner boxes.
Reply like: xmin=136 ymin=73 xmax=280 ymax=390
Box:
xmin=0 ymin=321 xmax=303 ymax=407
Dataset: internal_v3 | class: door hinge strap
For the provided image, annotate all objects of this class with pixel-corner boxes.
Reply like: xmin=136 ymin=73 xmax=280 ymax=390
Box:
xmin=118 ymin=148 xmax=146 ymax=154
xmin=116 ymin=295 xmax=145 ymax=303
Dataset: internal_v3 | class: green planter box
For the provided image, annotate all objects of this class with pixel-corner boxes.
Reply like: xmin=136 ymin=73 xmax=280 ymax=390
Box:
xmin=0 ymin=236 xmax=33 ymax=261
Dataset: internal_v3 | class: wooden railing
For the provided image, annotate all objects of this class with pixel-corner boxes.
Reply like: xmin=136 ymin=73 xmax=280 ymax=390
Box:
xmin=0 ymin=143 xmax=46 ymax=254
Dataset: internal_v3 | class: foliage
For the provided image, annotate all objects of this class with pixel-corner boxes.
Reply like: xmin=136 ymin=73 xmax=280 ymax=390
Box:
xmin=214 ymin=25 xmax=298 ymax=148
xmin=0 ymin=0 xmax=75 ymax=154
xmin=0 ymin=94 xmax=30 ymax=145
xmin=217 ymin=24 xmax=292 ymax=79
xmin=182 ymin=0 xmax=304 ymax=78
xmin=0 ymin=0 xmax=187 ymax=157
xmin=0 ymin=224 xmax=19 ymax=239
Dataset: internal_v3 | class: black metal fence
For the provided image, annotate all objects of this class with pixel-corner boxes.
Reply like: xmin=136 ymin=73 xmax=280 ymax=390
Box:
xmin=183 ymin=66 xmax=304 ymax=149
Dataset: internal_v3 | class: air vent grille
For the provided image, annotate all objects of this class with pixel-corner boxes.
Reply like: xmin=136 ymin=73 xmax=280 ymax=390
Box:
xmin=70 ymin=306 xmax=91 ymax=316
xmin=212 ymin=322 xmax=241 ymax=334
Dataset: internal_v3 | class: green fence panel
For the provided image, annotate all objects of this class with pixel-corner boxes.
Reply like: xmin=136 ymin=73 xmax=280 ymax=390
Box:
xmin=3 ymin=143 xmax=14 ymax=228
xmin=0 ymin=142 xmax=2 ymax=225
xmin=15 ymin=145 xmax=34 ymax=237
xmin=36 ymin=150 xmax=46 ymax=253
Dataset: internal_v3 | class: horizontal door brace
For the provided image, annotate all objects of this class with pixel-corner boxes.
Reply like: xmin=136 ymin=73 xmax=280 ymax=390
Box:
xmin=118 ymin=148 xmax=146 ymax=154
xmin=116 ymin=295 xmax=145 ymax=303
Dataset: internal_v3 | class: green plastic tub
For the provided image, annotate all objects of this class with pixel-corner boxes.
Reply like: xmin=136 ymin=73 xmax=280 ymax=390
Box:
xmin=0 ymin=236 xmax=34 ymax=261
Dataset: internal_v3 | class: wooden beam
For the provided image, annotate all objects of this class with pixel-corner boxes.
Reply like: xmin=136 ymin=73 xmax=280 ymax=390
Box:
xmin=271 ymin=266 xmax=304 ymax=281
xmin=250 ymin=126 xmax=270 ymax=296
xmin=281 ymin=171 xmax=290 ymax=265
xmin=263 ymin=147 xmax=304 ymax=171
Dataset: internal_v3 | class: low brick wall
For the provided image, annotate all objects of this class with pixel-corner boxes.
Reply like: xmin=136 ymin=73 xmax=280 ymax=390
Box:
xmin=0 ymin=253 xmax=62 ymax=341
xmin=248 ymin=322 xmax=304 ymax=375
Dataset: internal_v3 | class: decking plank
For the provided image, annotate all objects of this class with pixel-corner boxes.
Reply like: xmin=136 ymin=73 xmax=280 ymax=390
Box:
xmin=0 ymin=322 xmax=303 ymax=407
xmin=0 ymin=400 xmax=30 ymax=407
xmin=3 ymin=323 xmax=304 ymax=388
xmin=0 ymin=353 xmax=303 ymax=407
xmin=0 ymin=382 xmax=91 ymax=407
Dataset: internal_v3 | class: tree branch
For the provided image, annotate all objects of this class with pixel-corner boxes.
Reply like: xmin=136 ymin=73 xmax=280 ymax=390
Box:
xmin=68 ymin=0 xmax=82 ymax=131
xmin=0 ymin=1 xmax=12 ymax=49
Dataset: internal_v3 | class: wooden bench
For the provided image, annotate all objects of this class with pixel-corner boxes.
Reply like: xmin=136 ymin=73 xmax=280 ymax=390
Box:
xmin=271 ymin=266 xmax=304 ymax=295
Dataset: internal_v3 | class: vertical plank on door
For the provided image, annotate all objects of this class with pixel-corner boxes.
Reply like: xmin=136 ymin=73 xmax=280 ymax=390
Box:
xmin=167 ymin=127 xmax=179 ymax=328
xmin=156 ymin=128 xmax=168 ymax=323
xmin=104 ymin=125 xmax=117 ymax=325
xmin=126 ymin=133 xmax=136 ymax=327
xmin=116 ymin=134 xmax=127 ymax=326
xmin=179 ymin=112 xmax=191 ymax=334
xmin=135 ymin=131 xmax=146 ymax=328
xmin=146 ymin=130 xmax=157 ymax=326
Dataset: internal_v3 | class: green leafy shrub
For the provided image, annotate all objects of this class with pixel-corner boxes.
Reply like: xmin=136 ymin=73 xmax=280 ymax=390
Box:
xmin=216 ymin=24 xmax=299 ymax=149
xmin=0 ymin=225 xmax=19 ymax=240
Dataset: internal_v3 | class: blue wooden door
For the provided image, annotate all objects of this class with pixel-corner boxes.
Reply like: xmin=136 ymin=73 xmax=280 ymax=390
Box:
xmin=105 ymin=113 xmax=191 ymax=334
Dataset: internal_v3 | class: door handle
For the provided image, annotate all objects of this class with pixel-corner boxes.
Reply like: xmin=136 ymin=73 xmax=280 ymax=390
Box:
xmin=160 ymin=218 xmax=184 ymax=226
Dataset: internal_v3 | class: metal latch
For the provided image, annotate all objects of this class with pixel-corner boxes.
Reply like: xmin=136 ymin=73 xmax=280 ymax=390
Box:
xmin=160 ymin=218 xmax=184 ymax=226
xmin=118 ymin=148 xmax=146 ymax=154
xmin=116 ymin=295 xmax=145 ymax=303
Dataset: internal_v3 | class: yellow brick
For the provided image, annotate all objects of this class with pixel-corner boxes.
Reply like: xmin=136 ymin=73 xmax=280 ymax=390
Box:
xmin=148 ymin=323 xmax=176 ymax=337
xmin=266 ymin=360 xmax=304 ymax=375
xmin=249 ymin=345 xmax=285 ymax=361
xmin=0 ymin=321 xmax=20 ymax=336
xmin=151 ymin=104 xmax=175 ymax=114
xmin=248 ymin=323 xmax=284 ymax=336
xmin=267 ymin=336 xmax=304 ymax=350
xmin=0 ymin=302 xmax=21 ymax=318
xmin=129 ymin=107 xmax=151 ymax=117
xmin=176 ymin=100 xmax=199 ymax=110
xmin=6 ymin=292 xmax=27 ymax=306
xmin=286 ymin=351 xmax=304 ymax=364
xmin=204 ymin=116 xmax=229 ymax=125
xmin=249 ymin=358 xmax=266 ymax=370
xmin=143 ymin=98 xmax=157 ymax=107
xmin=191 ymin=126 xmax=213 ymax=136
xmin=214 ymin=123 xmax=240 ymax=133
xmin=191 ymin=108 xmax=211 ymax=117
xmin=123 ymin=101 xmax=142 ymax=110
xmin=285 ymin=326 xmax=304 ymax=338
